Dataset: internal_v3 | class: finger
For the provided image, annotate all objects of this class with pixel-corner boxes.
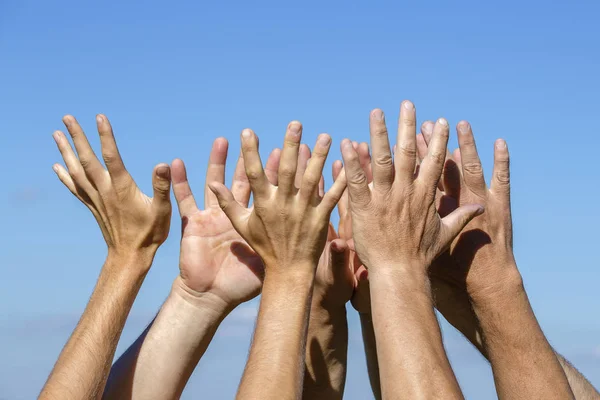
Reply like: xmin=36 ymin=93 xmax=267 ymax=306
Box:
xmin=209 ymin=182 xmax=249 ymax=234
xmin=277 ymin=121 xmax=302 ymax=197
xmin=318 ymin=175 xmax=325 ymax=198
xmin=416 ymin=133 xmax=428 ymax=163
xmin=171 ymin=158 xmax=199 ymax=217
xmin=369 ymin=109 xmax=394 ymax=190
xmin=421 ymin=121 xmax=435 ymax=145
xmin=62 ymin=115 xmax=105 ymax=183
xmin=300 ymin=134 xmax=331 ymax=200
xmin=264 ymin=148 xmax=281 ymax=186
xmin=394 ymin=100 xmax=417 ymax=183
xmin=457 ymin=121 xmax=487 ymax=196
xmin=418 ymin=118 xmax=450 ymax=198
xmin=357 ymin=142 xmax=373 ymax=183
xmin=440 ymin=204 xmax=485 ymax=250
xmin=442 ymin=158 xmax=462 ymax=200
xmin=490 ymin=139 xmax=510 ymax=200
xmin=320 ymin=167 xmax=347 ymax=213
xmin=96 ymin=114 xmax=129 ymax=183
xmin=204 ymin=138 xmax=229 ymax=208
xmin=241 ymin=129 xmax=269 ymax=199
xmin=294 ymin=144 xmax=311 ymax=189
xmin=152 ymin=163 xmax=172 ymax=215
xmin=329 ymin=238 xmax=350 ymax=279
xmin=53 ymin=130 xmax=94 ymax=191
xmin=231 ymin=152 xmax=251 ymax=207
xmin=332 ymin=160 xmax=347 ymax=218
xmin=52 ymin=163 xmax=80 ymax=199
xmin=453 ymin=148 xmax=462 ymax=169
xmin=340 ymin=139 xmax=370 ymax=208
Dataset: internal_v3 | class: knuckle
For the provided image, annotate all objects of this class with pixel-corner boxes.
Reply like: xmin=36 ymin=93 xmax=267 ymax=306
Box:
xmin=462 ymin=161 xmax=483 ymax=176
xmin=246 ymin=168 xmax=263 ymax=181
xmin=278 ymin=165 xmax=296 ymax=179
xmin=371 ymin=126 xmax=388 ymax=137
xmin=428 ymin=150 xmax=445 ymax=164
xmin=402 ymin=118 xmax=417 ymax=128
xmin=348 ymin=172 xmax=368 ymax=186
xmin=495 ymin=170 xmax=510 ymax=185
xmin=397 ymin=144 xmax=417 ymax=159
xmin=373 ymin=154 xmax=393 ymax=169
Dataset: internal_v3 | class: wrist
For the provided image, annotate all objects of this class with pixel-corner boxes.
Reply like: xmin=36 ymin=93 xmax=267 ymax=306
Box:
xmin=170 ymin=277 xmax=234 ymax=318
xmin=105 ymin=249 xmax=156 ymax=275
xmin=469 ymin=265 xmax=524 ymax=311
xmin=369 ymin=263 xmax=431 ymax=294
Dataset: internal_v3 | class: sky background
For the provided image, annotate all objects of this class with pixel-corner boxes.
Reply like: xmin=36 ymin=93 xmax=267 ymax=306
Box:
xmin=1 ymin=0 xmax=600 ymax=398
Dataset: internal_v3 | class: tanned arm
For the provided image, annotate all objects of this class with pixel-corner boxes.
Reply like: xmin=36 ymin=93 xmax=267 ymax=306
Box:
xmin=40 ymin=115 xmax=172 ymax=400
xmin=210 ymin=123 xmax=346 ymax=399
xmin=341 ymin=102 xmax=483 ymax=399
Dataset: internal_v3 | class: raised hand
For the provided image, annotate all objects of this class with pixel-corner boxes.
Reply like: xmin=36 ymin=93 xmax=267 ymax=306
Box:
xmin=41 ymin=115 xmax=171 ymax=400
xmin=209 ymin=123 xmax=346 ymax=274
xmin=341 ymin=101 xmax=483 ymax=399
xmin=172 ymin=139 xmax=281 ymax=307
xmin=210 ymin=122 xmax=346 ymax=400
xmin=418 ymin=121 xmax=576 ymax=400
xmin=52 ymin=115 xmax=172 ymax=262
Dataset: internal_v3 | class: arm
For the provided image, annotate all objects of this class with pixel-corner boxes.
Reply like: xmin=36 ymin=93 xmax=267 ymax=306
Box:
xmin=210 ymin=124 xmax=346 ymax=399
xmin=340 ymin=103 xmax=482 ymax=398
xmin=104 ymin=142 xmax=283 ymax=399
xmin=40 ymin=115 xmax=172 ymax=399
xmin=418 ymin=122 xmax=596 ymax=399
xmin=303 ymin=238 xmax=353 ymax=400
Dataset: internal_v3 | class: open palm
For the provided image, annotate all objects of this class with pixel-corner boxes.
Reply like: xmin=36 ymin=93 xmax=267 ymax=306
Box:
xmin=172 ymin=139 xmax=278 ymax=307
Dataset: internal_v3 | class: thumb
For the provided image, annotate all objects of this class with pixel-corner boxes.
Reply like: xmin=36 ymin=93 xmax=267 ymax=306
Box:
xmin=152 ymin=163 xmax=172 ymax=212
xmin=208 ymin=182 xmax=248 ymax=233
xmin=440 ymin=204 xmax=484 ymax=249
xmin=329 ymin=239 xmax=349 ymax=279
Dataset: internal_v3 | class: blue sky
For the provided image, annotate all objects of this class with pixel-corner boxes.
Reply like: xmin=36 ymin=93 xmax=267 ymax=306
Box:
xmin=1 ymin=0 xmax=599 ymax=398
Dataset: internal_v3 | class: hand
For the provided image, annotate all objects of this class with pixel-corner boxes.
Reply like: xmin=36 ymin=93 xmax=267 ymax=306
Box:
xmin=171 ymin=139 xmax=282 ymax=307
xmin=340 ymin=101 xmax=484 ymax=281
xmin=52 ymin=114 xmax=171 ymax=265
xmin=209 ymin=122 xmax=346 ymax=273
xmin=418 ymin=120 xmax=517 ymax=304
xmin=332 ymin=143 xmax=372 ymax=313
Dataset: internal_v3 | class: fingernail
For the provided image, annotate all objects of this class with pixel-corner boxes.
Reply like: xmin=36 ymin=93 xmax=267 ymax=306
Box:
xmin=288 ymin=122 xmax=301 ymax=136
xmin=423 ymin=122 xmax=433 ymax=134
xmin=53 ymin=131 xmax=61 ymax=143
xmin=476 ymin=205 xmax=485 ymax=214
xmin=438 ymin=118 xmax=448 ymax=126
xmin=403 ymin=100 xmax=414 ymax=110
xmin=96 ymin=115 xmax=103 ymax=124
xmin=318 ymin=134 xmax=331 ymax=146
xmin=458 ymin=121 xmax=469 ymax=134
xmin=241 ymin=129 xmax=252 ymax=139
xmin=342 ymin=139 xmax=353 ymax=151
xmin=372 ymin=109 xmax=384 ymax=121
xmin=495 ymin=139 xmax=507 ymax=149
xmin=156 ymin=165 xmax=170 ymax=179
xmin=52 ymin=164 xmax=59 ymax=173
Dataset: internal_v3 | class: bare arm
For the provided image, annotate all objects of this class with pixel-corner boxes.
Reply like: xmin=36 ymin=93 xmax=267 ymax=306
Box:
xmin=341 ymin=103 xmax=483 ymax=398
xmin=103 ymin=142 xmax=284 ymax=399
xmin=303 ymin=238 xmax=353 ymax=400
xmin=40 ymin=115 xmax=172 ymax=399
xmin=210 ymin=124 xmax=346 ymax=399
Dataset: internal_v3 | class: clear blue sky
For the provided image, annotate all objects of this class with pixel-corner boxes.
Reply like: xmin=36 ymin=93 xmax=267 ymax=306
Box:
xmin=1 ymin=0 xmax=599 ymax=398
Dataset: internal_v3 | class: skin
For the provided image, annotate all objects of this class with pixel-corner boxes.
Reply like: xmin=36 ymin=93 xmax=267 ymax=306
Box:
xmin=341 ymin=101 xmax=484 ymax=399
xmin=40 ymin=115 xmax=172 ymax=400
xmin=210 ymin=123 xmax=346 ymax=399
xmin=416 ymin=120 xmax=577 ymax=399
xmin=102 ymin=140 xmax=283 ymax=399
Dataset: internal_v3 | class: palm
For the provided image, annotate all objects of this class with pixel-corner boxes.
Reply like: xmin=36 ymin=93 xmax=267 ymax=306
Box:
xmin=179 ymin=208 xmax=263 ymax=305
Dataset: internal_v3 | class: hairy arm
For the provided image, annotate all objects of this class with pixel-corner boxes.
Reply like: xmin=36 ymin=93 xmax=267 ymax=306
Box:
xmin=103 ymin=278 xmax=230 ymax=399
xmin=370 ymin=271 xmax=463 ymax=399
xmin=41 ymin=255 xmax=150 ymax=400
xmin=40 ymin=114 xmax=172 ymax=399
xmin=358 ymin=312 xmax=382 ymax=400
xmin=238 ymin=269 xmax=315 ymax=399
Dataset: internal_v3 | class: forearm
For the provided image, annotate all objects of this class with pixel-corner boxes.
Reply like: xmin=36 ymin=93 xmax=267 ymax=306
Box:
xmin=40 ymin=254 xmax=150 ymax=400
xmin=370 ymin=268 xmax=463 ymax=400
xmin=302 ymin=301 xmax=348 ymax=400
xmin=473 ymin=273 xmax=574 ymax=400
xmin=358 ymin=312 xmax=382 ymax=400
xmin=556 ymin=354 xmax=600 ymax=399
xmin=237 ymin=269 xmax=314 ymax=400
xmin=103 ymin=277 xmax=231 ymax=400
